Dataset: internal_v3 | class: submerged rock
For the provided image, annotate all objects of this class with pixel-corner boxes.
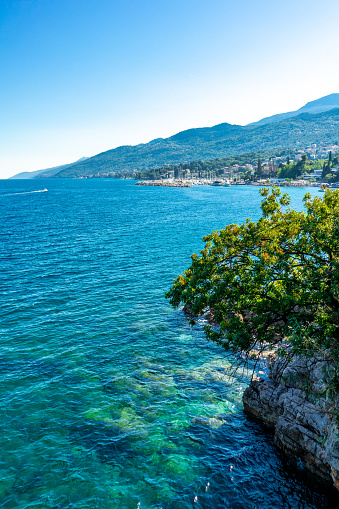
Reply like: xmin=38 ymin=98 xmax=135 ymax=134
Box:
xmin=192 ymin=414 xmax=227 ymax=429
xmin=243 ymin=354 xmax=339 ymax=490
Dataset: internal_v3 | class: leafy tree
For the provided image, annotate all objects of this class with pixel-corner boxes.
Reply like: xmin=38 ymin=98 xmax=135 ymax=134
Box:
xmin=166 ymin=188 xmax=339 ymax=393
xmin=322 ymin=162 xmax=328 ymax=180
xmin=326 ymin=173 xmax=336 ymax=182
xmin=277 ymin=160 xmax=303 ymax=179
xmin=257 ymin=159 xmax=263 ymax=176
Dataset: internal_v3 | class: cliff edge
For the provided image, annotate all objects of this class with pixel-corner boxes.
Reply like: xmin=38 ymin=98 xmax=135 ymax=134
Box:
xmin=243 ymin=354 xmax=339 ymax=489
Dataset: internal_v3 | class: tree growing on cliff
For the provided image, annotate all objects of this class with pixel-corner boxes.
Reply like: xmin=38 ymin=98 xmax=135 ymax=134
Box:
xmin=166 ymin=188 xmax=339 ymax=390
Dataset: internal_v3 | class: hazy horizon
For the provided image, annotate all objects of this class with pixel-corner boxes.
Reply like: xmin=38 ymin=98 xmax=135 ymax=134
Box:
xmin=1 ymin=0 xmax=339 ymax=178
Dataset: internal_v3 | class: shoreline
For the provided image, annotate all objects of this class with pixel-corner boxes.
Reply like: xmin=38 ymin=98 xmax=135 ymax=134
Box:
xmin=134 ymin=179 xmax=329 ymax=188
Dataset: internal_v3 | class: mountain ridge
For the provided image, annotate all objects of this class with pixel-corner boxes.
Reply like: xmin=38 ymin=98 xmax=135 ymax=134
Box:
xmin=249 ymin=93 xmax=339 ymax=127
xmin=9 ymin=157 xmax=88 ymax=179
xmin=52 ymin=108 xmax=339 ymax=178
xmin=9 ymin=94 xmax=339 ymax=179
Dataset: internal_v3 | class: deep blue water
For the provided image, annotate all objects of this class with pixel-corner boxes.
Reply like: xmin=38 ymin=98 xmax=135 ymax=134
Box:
xmin=0 ymin=179 xmax=338 ymax=509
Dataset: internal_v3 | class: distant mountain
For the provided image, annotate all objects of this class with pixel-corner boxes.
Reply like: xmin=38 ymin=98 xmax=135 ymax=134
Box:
xmin=52 ymin=107 xmax=339 ymax=178
xmin=10 ymin=94 xmax=339 ymax=179
xmin=249 ymin=93 xmax=339 ymax=126
xmin=9 ymin=157 xmax=88 ymax=179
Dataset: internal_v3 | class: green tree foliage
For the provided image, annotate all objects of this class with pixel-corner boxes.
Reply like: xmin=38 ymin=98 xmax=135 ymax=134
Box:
xmin=322 ymin=160 xmax=334 ymax=180
xmin=277 ymin=155 xmax=337 ymax=181
xmin=166 ymin=189 xmax=339 ymax=391
xmin=322 ymin=161 xmax=327 ymax=179
xmin=257 ymin=159 xmax=262 ymax=176
xmin=277 ymin=158 xmax=307 ymax=179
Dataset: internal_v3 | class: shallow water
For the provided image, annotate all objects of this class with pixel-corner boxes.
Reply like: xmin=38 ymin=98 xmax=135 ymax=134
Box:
xmin=0 ymin=179 xmax=338 ymax=508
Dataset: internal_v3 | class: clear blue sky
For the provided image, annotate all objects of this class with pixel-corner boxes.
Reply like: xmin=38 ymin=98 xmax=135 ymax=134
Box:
xmin=1 ymin=0 xmax=339 ymax=178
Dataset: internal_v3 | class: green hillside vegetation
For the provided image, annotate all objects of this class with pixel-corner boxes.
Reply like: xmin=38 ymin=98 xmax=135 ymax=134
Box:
xmin=133 ymin=150 xmax=286 ymax=181
xmin=127 ymin=151 xmax=338 ymax=183
xmin=277 ymin=153 xmax=339 ymax=181
xmin=277 ymin=156 xmax=322 ymax=179
xmin=49 ymin=109 xmax=339 ymax=179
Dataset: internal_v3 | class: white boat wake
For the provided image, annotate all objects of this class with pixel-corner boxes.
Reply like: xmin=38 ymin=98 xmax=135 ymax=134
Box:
xmin=1 ymin=189 xmax=48 ymax=197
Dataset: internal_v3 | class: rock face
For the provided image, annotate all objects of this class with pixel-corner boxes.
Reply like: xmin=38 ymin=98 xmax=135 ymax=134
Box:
xmin=243 ymin=354 xmax=339 ymax=490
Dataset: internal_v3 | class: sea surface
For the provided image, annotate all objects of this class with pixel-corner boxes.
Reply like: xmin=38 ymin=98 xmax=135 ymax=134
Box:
xmin=1 ymin=179 xmax=338 ymax=509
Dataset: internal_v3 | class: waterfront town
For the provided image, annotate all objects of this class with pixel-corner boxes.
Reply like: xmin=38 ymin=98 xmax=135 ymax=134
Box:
xmin=134 ymin=142 xmax=339 ymax=188
xmin=77 ymin=141 xmax=339 ymax=188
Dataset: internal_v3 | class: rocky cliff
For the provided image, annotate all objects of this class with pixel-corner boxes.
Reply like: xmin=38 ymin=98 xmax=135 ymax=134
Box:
xmin=243 ymin=354 xmax=339 ymax=490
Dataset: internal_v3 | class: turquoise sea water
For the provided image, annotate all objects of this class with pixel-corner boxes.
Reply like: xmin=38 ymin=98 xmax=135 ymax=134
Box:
xmin=1 ymin=179 xmax=338 ymax=509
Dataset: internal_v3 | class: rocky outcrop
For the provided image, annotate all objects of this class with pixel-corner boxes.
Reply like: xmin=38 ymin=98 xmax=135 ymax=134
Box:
xmin=243 ymin=354 xmax=339 ymax=490
xmin=182 ymin=305 xmax=218 ymax=325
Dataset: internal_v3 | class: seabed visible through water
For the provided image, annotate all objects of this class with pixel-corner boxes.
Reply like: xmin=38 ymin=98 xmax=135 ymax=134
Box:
xmin=0 ymin=179 xmax=338 ymax=508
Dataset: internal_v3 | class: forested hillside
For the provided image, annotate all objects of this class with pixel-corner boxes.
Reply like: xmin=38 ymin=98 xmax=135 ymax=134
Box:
xmin=51 ymin=109 xmax=339 ymax=178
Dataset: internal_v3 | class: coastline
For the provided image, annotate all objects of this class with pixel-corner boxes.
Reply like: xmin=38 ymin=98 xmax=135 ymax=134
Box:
xmin=134 ymin=179 xmax=331 ymax=188
xmin=243 ymin=353 xmax=339 ymax=491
